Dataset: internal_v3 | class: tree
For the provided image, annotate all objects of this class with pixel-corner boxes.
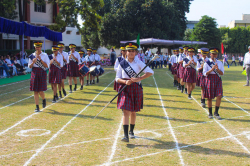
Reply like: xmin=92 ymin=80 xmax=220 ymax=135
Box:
xmin=99 ymin=0 xmax=193 ymax=48
xmin=191 ymin=15 xmax=221 ymax=49
xmin=0 ymin=0 xmax=18 ymax=49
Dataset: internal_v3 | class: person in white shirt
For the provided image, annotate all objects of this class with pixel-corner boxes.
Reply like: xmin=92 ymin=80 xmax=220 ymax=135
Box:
xmin=79 ymin=50 xmax=87 ymax=90
xmin=92 ymin=49 xmax=102 ymax=83
xmin=203 ymin=48 xmax=224 ymax=119
xmin=178 ymin=47 xmax=186 ymax=93
xmin=196 ymin=48 xmax=209 ymax=107
xmin=85 ymin=48 xmax=95 ymax=85
xmin=145 ymin=48 xmax=151 ymax=63
xmin=183 ymin=47 xmax=197 ymax=99
xmin=48 ymin=46 xmax=64 ymax=103
xmin=223 ymin=53 xmax=229 ymax=66
xmin=243 ymin=46 xmax=250 ymax=86
xmin=230 ymin=55 xmax=236 ymax=66
xmin=159 ymin=52 xmax=164 ymax=68
xmin=182 ymin=46 xmax=189 ymax=94
xmin=28 ymin=41 xmax=50 ymax=112
xmin=170 ymin=49 xmax=178 ymax=86
xmin=58 ymin=43 xmax=69 ymax=98
xmin=116 ymin=42 xmax=154 ymax=142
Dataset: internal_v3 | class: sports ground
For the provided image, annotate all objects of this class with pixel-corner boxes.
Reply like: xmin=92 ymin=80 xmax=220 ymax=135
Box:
xmin=0 ymin=65 xmax=250 ymax=165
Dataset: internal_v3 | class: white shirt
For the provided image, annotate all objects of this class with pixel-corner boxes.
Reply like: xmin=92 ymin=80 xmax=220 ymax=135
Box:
xmin=115 ymin=58 xmax=154 ymax=84
xmin=93 ymin=54 xmax=101 ymax=61
xmin=159 ymin=55 xmax=164 ymax=61
xmin=145 ymin=50 xmax=151 ymax=58
xmin=85 ymin=54 xmax=95 ymax=62
xmin=196 ymin=57 xmax=209 ymax=71
xmin=80 ymin=57 xmax=86 ymax=64
xmin=69 ymin=51 xmax=81 ymax=65
xmin=28 ymin=52 xmax=50 ymax=68
xmin=243 ymin=52 xmax=250 ymax=67
xmin=183 ymin=55 xmax=197 ymax=68
xmin=178 ymin=53 xmax=186 ymax=63
xmin=203 ymin=58 xmax=224 ymax=76
xmin=5 ymin=58 xmax=11 ymax=65
xmin=50 ymin=53 xmax=64 ymax=68
xmin=59 ymin=51 xmax=69 ymax=64
xmin=114 ymin=56 xmax=124 ymax=72
xmin=232 ymin=56 xmax=235 ymax=61
xmin=170 ymin=55 xmax=177 ymax=65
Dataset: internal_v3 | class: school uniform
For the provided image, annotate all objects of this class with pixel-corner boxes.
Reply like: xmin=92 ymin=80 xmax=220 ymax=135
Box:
xmin=115 ymin=58 xmax=154 ymax=112
xmin=178 ymin=53 xmax=186 ymax=79
xmin=114 ymin=56 xmax=125 ymax=91
xmin=59 ymin=51 xmax=69 ymax=79
xmin=28 ymin=52 xmax=50 ymax=92
xmin=170 ymin=54 xmax=177 ymax=75
xmin=79 ymin=56 xmax=87 ymax=72
xmin=67 ymin=51 xmax=81 ymax=77
xmin=93 ymin=53 xmax=101 ymax=65
xmin=48 ymin=54 xmax=63 ymax=84
xmin=196 ymin=57 xmax=209 ymax=87
xmin=183 ymin=55 xmax=197 ymax=83
xmin=203 ymin=59 xmax=224 ymax=99
xmin=86 ymin=54 xmax=95 ymax=67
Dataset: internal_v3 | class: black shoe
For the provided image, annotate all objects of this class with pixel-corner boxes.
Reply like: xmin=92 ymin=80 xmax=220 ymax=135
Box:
xmin=185 ymin=90 xmax=188 ymax=94
xmin=181 ymin=88 xmax=184 ymax=93
xmin=129 ymin=131 xmax=135 ymax=139
xmin=34 ymin=108 xmax=41 ymax=112
xmin=188 ymin=96 xmax=192 ymax=100
xmin=121 ymin=137 xmax=129 ymax=142
xmin=42 ymin=99 xmax=46 ymax=108
xmin=92 ymin=80 xmax=95 ymax=84
xmin=214 ymin=113 xmax=222 ymax=120
xmin=97 ymin=78 xmax=99 ymax=83
xmin=55 ymin=94 xmax=59 ymax=100
xmin=201 ymin=102 xmax=206 ymax=108
xmin=177 ymin=86 xmax=180 ymax=90
xmin=59 ymin=94 xmax=62 ymax=98
xmin=208 ymin=114 xmax=213 ymax=119
xmin=52 ymin=97 xmax=56 ymax=103
xmin=80 ymin=86 xmax=83 ymax=90
xmin=69 ymin=89 xmax=72 ymax=93
xmin=86 ymin=83 xmax=89 ymax=86
xmin=74 ymin=88 xmax=76 ymax=91
xmin=63 ymin=89 xmax=67 ymax=96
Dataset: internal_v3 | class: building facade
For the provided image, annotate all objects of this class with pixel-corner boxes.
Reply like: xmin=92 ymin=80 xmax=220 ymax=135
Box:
xmin=228 ymin=14 xmax=250 ymax=29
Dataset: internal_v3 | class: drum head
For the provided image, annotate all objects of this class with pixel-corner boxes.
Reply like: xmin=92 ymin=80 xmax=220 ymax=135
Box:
xmin=90 ymin=66 xmax=96 ymax=72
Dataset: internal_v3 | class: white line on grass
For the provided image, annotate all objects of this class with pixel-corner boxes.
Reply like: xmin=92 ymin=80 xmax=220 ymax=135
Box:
xmin=103 ymin=118 xmax=123 ymax=166
xmin=23 ymin=79 xmax=114 ymax=166
xmin=153 ymin=76 xmax=185 ymax=166
xmin=106 ymin=131 xmax=250 ymax=165
xmin=0 ymin=80 xmax=28 ymax=88
xmin=166 ymin=71 xmax=250 ymax=154
xmin=223 ymin=97 xmax=250 ymax=115
xmin=0 ymin=86 xmax=30 ymax=97
xmin=0 ymin=72 xmax=111 ymax=136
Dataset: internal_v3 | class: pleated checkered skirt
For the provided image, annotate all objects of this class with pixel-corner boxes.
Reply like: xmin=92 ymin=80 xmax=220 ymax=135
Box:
xmin=183 ymin=67 xmax=196 ymax=83
xmin=178 ymin=65 xmax=184 ymax=79
xmin=196 ymin=70 xmax=205 ymax=87
xmin=49 ymin=64 xmax=62 ymax=84
xmin=176 ymin=64 xmax=180 ymax=78
xmin=203 ymin=74 xmax=223 ymax=99
xmin=67 ymin=60 xmax=80 ymax=77
xmin=61 ymin=65 xmax=67 ymax=79
xmin=113 ymin=81 xmax=121 ymax=92
xmin=30 ymin=67 xmax=47 ymax=92
xmin=117 ymin=81 xmax=143 ymax=112
xmin=171 ymin=63 xmax=177 ymax=75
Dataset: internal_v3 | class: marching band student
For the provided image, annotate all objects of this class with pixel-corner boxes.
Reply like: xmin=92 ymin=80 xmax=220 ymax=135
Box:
xmin=116 ymin=42 xmax=154 ymax=142
xmin=170 ymin=49 xmax=178 ymax=86
xmin=196 ymin=48 xmax=209 ymax=107
xmin=67 ymin=44 xmax=80 ymax=93
xmin=114 ymin=44 xmax=127 ymax=91
xmin=176 ymin=48 xmax=181 ymax=90
xmin=58 ymin=43 xmax=68 ymax=98
xmin=183 ymin=46 xmax=189 ymax=94
xmin=48 ymin=46 xmax=63 ymax=103
xmin=183 ymin=47 xmax=197 ymax=100
xmin=203 ymin=48 xmax=224 ymax=119
xmin=79 ymin=50 xmax=86 ymax=90
xmin=28 ymin=41 xmax=50 ymax=112
xmin=178 ymin=47 xmax=186 ymax=93
xmin=92 ymin=49 xmax=102 ymax=83
xmin=85 ymin=48 xmax=94 ymax=85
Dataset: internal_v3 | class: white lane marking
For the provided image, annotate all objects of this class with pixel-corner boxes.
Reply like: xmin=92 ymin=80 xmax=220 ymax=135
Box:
xmin=0 ymin=72 xmax=110 ymax=135
xmin=107 ymin=131 xmax=250 ymax=165
xmin=0 ymin=95 xmax=35 ymax=110
xmin=104 ymin=118 xmax=123 ymax=166
xmin=223 ymin=97 xmax=250 ymax=115
xmin=23 ymin=79 xmax=114 ymax=166
xmin=153 ymin=76 xmax=185 ymax=165
xmin=0 ymin=80 xmax=28 ymax=88
xmin=136 ymin=130 xmax=162 ymax=139
xmin=16 ymin=129 xmax=51 ymax=137
xmin=0 ymin=86 xmax=29 ymax=97
xmin=0 ymin=138 xmax=111 ymax=158
xmin=166 ymin=71 xmax=250 ymax=154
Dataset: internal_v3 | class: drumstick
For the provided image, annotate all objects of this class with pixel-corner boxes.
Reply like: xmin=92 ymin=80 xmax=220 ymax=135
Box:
xmin=94 ymin=54 xmax=159 ymax=119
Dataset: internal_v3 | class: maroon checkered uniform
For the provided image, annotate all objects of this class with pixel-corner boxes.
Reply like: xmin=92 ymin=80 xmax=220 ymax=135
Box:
xmin=61 ymin=65 xmax=67 ymax=79
xmin=117 ymin=81 xmax=143 ymax=112
xmin=49 ymin=64 xmax=62 ymax=84
xmin=67 ymin=60 xmax=80 ymax=77
xmin=30 ymin=67 xmax=47 ymax=91
xmin=203 ymin=74 xmax=223 ymax=99
xmin=113 ymin=81 xmax=121 ymax=92
xmin=171 ymin=63 xmax=177 ymax=75
xmin=176 ymin=63 xmax=181 ymax=78
xmin=183 ymin=67 xmax=196 ymax=83
xmin=196 ymin=70 xmax=205 ymax=87
xmin=178 ymin=65 xmax=185 ymax=79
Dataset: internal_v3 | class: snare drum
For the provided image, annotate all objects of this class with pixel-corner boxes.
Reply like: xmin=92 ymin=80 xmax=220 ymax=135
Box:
xmin=89 ymin=65 xmax=100 ymax=76
xmin=79 ymin=65 xmax=89 ymax=77
xmin=97 ymin=65 xmax=104 ymax=76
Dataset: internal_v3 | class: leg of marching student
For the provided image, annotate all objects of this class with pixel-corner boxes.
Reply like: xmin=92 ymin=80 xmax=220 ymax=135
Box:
xmin=73 ymin=77 xmax=77 ymax=91
xmin=122 ymin=110 xmax=130 ymax=141
xmin=34 ymin=92 xmax=39 ymax=105
xmin=207 ymin=99 xmax=213 ymax=118
xmin=130 ymin=112 xmax=136 ymax=138
xmin=68 ymin=77 xmax=73 ymax=92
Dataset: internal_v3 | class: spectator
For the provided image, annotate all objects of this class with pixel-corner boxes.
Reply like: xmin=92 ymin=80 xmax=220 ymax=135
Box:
xmin=110 ymin=49 xmax=116 ymax=66
xmin=238 ymin=56 xmax=242 ymax=66
xmin=243 ymin=46 xmax=250 ymax=86
xmin=223 ymin=52 xmax=229 ymax=66
xmin=20 ymin=50 xmax=28 ymax=66
xmin=14 ymin=56 xmax=26 ymax=75
xmin=0 ymin=55 xmax=11 ymax=78
xmin=5 ymin=55 xmax=17 ymax=76
xmin=231 ymin=55 xmax=237 ymax=66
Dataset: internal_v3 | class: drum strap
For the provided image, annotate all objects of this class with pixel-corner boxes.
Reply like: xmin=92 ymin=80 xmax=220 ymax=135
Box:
xmin=120 ymin=59 xmax=142 ymax=88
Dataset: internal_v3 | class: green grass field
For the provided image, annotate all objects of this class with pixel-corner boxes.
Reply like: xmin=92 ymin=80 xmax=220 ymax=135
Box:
xmin=0 ymin=64 xmax=250 ymax=165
